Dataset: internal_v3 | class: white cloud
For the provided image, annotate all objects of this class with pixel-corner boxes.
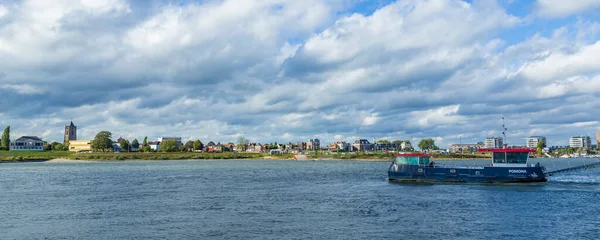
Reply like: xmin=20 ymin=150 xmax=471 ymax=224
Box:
xmin=362 ymin=114 xmax=379 ymax=126
xmin=534 ymin=0 xmax=600 ymax=18
xmin=1 ymin=0 xmax=600 ymax=146
xmin=0 ymin=4 xmax=8 ymax=18
xmin=2 ymin=84 xmax=47 ymax=95
xmin=518 ymin=41 xmax=600 ymax=82
xmin=285 ymin=0 xmax=520 ymax=96
xmin=409 ymin=105 xmax=465 ymax=128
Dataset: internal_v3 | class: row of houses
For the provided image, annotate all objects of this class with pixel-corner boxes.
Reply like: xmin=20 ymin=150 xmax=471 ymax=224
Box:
xmin=6 ymin=122 xmax=412 ymax=153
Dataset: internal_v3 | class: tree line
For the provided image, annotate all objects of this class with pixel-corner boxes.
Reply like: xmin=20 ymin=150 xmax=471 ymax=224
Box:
xmin=374 ymin=138 xmax=439 ymax=151
xmin=91 ymin=131 xmax=207 ymax=152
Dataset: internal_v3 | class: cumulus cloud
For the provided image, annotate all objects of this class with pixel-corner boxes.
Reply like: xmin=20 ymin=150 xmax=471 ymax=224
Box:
xmin=1 ymin=0 xmax=600 ymax=147
xmin=534 ymin=0 xmax=600 ymax=18
xmin=0 ymin=4 xmax=8 ymax=18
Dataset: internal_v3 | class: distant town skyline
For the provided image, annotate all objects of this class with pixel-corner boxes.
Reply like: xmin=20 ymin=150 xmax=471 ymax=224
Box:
xmin=4 ymin=120 xmax=599 ymax=150
xmin=1 ymin=0 xmax=600 ymax=147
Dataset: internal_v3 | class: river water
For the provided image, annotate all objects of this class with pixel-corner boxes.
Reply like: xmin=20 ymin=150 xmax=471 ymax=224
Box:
xmin=1 ymin=159 xmax=599 ymax=239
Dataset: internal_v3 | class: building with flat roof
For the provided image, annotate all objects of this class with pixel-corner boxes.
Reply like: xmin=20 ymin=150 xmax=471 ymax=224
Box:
xmin=596 ymin=132 xmax=600 ymax=148
xmin=526 ymin=136 xmax=546 ymax=149
xmin=68 ymin=140 xmax=92 ymax=152
xmin=485 ymin=137 xmax=503 ymax=148
xmin=570 ymin=136 xmax=591 ymax=149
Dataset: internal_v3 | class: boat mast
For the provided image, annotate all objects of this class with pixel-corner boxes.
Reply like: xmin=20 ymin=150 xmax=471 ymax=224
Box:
xmin=501 ymin=117 xmax=507 ymax=148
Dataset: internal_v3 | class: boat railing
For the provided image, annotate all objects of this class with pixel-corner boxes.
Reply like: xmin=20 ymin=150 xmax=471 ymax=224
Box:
xmin=430 ymin=163 xmax=485 ymax=169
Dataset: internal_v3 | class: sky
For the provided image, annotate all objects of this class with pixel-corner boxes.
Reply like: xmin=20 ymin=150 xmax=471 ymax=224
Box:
xmin=1 ymin=0 xmax=600 ymax=148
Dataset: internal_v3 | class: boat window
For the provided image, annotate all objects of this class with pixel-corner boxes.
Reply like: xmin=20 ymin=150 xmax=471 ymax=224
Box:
xmin=419 ymin=157 xmax=430 ymax=165
xmin=493 ymin=152 xmax=506 ymax=163
xmin=396 ymin=157 xmax=422 ymax=165
xmin=506 ymin=152 xmax=528 ymax=164
xmin=396 ymin=157 xmax=408 ymax=165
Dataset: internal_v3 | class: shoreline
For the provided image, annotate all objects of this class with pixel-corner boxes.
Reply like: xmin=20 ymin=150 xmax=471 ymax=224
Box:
xmin=1 ymin=151 xmax=494 ymax=163
xmin=1 ymin=157 xmax=494 ymax=163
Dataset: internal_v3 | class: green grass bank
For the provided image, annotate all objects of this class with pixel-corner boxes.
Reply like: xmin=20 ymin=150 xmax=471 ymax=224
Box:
xmin=0 ymin=151 xmax=294 ymax=162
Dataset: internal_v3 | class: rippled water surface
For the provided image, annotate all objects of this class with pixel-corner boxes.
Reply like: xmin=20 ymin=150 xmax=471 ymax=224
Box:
xmin=1 ymin=159 xmax=599 ymax=239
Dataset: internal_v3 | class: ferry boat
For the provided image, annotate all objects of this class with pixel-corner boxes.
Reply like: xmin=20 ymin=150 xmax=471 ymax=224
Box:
xmin=388 ymin=148 xmax=547 ymax=183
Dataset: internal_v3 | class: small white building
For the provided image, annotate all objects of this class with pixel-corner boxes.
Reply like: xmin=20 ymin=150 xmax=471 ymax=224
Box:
xmin=401 ymin=141 xmax=412 ymax=150
xmin=10 ymin=136 xmax=45 ymax=151
xmin=336 ymin=142 xmax=352 ymax=152
xmin=149 ymin=141 xmax=161 ymax=151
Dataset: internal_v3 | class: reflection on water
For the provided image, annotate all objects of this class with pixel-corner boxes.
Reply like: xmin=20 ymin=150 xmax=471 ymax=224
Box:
xmin=1 ymin=160 xmax=599 ymax=239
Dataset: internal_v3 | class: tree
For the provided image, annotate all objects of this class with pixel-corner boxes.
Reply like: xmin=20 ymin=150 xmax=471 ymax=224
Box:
xmin=377 ymin=139 xmax=390 ymax=144
xmin=237 ymin=136 xmax=249 ymax=151
xmin=92 ymin=131 xmax=113 ymax=152
xmin=142 ymin=146 xmax=152 ymax=153
xmin=418 ymin=138 xmax=437 ymax=151
xmin=536 ymin=141 xmax=546 ymax=149
xmin=536 ymin=141 xmax=546 ymax=155
xmin=142 ymin=137 xmax=148 ymax=147
xmin=184 ymin=140 xmax=194 ymax=152
xmin=392 ymin=140 xmax=403 ymax=145
xmin=43 ymin=141 xmax=52 ymax=151
xmin=401 ymin=142 xmax=415 ymax=152
xmin=119 ymin=138 xmax=130 ymax=152
xmin=567 ymin=147 xmax=574 ymax=155
xmin=131 ymin=139 xmax=140 ymax=149
xmin=161 ymin=139 xmax=179 ymax=152
xmin=50 ymin=142 xmax=60 ymax=150
xmin=54 ymin=143 xmax=66 ymax=151
xmin=1 ymin=126 xmax=10 ymax=150
xmin=193 ymin=140 xmax=203 ymax=151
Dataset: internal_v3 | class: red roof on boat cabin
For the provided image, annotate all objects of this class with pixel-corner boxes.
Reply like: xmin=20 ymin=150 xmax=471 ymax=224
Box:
xmin=395 ymin=153 xmax=430 ymax=157
xmin=477 ymin=148 xmax=535 ymax=153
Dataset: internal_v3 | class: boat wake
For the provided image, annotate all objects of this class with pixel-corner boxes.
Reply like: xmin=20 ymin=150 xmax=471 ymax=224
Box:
xmin=547 ymin=174 xmax=600 ymax=185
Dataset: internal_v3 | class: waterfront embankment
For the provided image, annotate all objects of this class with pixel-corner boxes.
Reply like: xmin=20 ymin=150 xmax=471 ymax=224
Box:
xmin=0 ymin=151 xmax=491 ymax=163
xmin=0 ymin=152 xmax=293 ymax=162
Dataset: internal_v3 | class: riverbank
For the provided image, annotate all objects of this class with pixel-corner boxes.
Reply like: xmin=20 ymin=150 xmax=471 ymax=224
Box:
xmin=0 ymin=151 xmax=491 ymax=163
xmin=0 ymin=151 xmax=294 ymax=162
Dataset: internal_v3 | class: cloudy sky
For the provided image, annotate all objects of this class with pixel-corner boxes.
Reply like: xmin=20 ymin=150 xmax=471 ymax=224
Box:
xmin=1 ymin=0 xmax=600 ymax=147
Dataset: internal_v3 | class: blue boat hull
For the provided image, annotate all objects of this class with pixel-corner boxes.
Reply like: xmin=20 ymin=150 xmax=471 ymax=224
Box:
xmin=388 ymin=164 xmax=547 ymax=183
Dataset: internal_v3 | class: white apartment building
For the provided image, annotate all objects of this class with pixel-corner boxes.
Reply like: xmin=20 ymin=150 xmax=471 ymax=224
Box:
xmin=526 ymin=136 xmax=546 ymax=149
xmin=570 ymin=136 xmax=591 ymax=149
xmin=484 ymin=137 xmax=503 ymax=148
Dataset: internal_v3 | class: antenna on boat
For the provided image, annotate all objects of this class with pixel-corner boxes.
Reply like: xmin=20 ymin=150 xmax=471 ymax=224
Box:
xmin=501 ymin=117 xmax=507 ymax=148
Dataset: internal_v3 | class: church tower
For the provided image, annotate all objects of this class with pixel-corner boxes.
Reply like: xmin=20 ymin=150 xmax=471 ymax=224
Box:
xmin=64 ymin=121 xmax=77 ymax=143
